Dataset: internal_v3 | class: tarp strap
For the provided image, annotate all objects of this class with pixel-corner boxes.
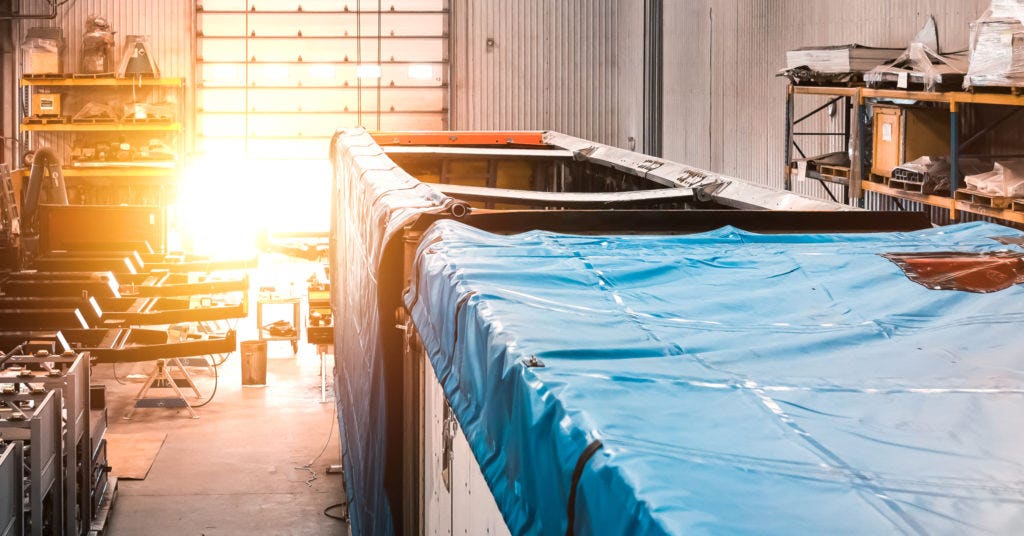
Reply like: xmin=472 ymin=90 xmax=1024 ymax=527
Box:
xmin=450 ymin=291 xmax=476 ymax=356
xmin=565 ymin=439 xmax=603 ymax=536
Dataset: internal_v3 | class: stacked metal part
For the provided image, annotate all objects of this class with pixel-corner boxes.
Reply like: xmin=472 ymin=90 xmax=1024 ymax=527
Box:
xmin=0 ymin=350 xmax=65 ymax=535
xmin=0 ymin=165 xmax=258 ymax=530
xmin=0 ymin=349 xmax=99 ymax=536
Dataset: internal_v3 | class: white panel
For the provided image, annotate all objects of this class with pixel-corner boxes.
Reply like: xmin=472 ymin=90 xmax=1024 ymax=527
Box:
xmin=450 ymin=0 xmax=644 ymax=149
xmin=421 ymin=346 xmax=509 ymax=536
xmin=450 ymin=419 xmax=509 ymax=536
xmin=422 ymin=357 xmax=453 ymax=536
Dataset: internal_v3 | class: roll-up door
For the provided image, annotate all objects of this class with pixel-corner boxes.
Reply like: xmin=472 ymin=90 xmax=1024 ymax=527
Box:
xmin=195 ymin=0 xmax=449 ymax=160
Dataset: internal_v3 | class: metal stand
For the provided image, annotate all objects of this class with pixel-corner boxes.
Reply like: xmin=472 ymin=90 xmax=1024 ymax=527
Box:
xmin=318 ymin=344 xmax=331 ymax=403
xmin=257 ymin=296 xmax=302 ymax=354
xmin=123 ymin=358 xmax=201 ymax=419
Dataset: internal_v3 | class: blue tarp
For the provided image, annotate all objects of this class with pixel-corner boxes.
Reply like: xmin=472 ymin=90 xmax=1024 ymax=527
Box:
xmin=330 ymin=129 xmax=456 ymax=535
xmin=406 ymin=220 xmax=1024 ymax=535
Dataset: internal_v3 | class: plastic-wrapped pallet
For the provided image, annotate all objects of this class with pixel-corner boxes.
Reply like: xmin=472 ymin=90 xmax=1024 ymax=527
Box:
xmin=965 ymin=1 xmax=1024 ymax=88
xmin=965 ymin=160 xmax=1024 ymax=197
xmin=991 ymin=0 xmax=1024 ymax=19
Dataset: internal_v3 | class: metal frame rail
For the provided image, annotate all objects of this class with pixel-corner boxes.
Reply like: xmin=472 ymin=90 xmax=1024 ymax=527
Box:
xmin=0 ymin=351 xmax=92 ymax=534
xmin=0 ymin=441 xmax=23 ymax=536
xmin=0 ymin=389 xmax=62 ymax=536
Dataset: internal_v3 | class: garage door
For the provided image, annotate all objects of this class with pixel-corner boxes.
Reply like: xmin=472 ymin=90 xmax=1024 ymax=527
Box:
xmin=195 ymin=0 xmax=449 ymax=160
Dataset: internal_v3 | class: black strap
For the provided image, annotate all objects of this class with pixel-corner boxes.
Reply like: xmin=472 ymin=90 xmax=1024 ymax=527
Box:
xmin=565 ymin=439 xmax=603 ymax=536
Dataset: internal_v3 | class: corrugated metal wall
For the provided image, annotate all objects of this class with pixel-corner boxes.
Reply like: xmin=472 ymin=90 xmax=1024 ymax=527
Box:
xmin=449 ymin=0 xmax=645 ymax=149
xmin=15 ymin=0 xmax=192 ymax=77
xmin=12 ymin=0 xmax=193 ymax=160
xmin=663 ymin=0 xmax=992 ymax=195
xmin=4 ymin=0 xmax=193 ymax=164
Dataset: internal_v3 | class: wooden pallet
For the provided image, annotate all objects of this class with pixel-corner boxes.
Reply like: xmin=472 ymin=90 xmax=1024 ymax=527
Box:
xmin=887 ymin=176 xmax=927 ymax=194
xmin=71 ymin=117 xmax=118 ymax=124
xmin=87 ymin=476 xmax=117 ymax=536
xmin=866 ymin=80 xmax=965 ymax=92
xmin=71 ymin=72 xmax=117 ymax=79
xmin=868 ymin=173 xmax=890 ymax=186
xmin=954 ymin=188 xmax=1014 ymax=209
xmin=22 ymin=72 xmax=66 ymax=79
xmin=817 ymin=164 xmax=850 ymax=179
xmin=23 ymin=116 xmax=68 ymax=125
xmin=791 ymin=79 xmax=865 ymax=88
xmin=964 ymin=82 xmax=1024 ymax=96
xmin=122 ymin=117 xmax=174 ymax=125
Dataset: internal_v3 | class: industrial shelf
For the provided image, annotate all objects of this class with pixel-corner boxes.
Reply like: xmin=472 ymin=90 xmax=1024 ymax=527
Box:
xmin=792 ymin=85 xmax=1024 ymax=107
xmin=786 ymin=84 xmax=1024 ymax=224
xmin=20 ymin=122 xmax=182 ymax=132
xmin=20 ymin=77 xmax=184 ymax=87
xmin=13 ymin=166 xmax=180 ymax=184
xmin=63 ymin=165 xmax=177 ymax=177
xmin=861 ymin=180 xmax=1024 ymax=225
xmin=18 ymin=75 xmax=186 ymax=212
xmin=860 ymin=88 xmax=1024 ymax=107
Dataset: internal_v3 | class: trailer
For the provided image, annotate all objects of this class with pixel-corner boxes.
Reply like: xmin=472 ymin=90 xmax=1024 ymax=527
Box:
xmin=330 ymin=129 xmax=1024 ymax=534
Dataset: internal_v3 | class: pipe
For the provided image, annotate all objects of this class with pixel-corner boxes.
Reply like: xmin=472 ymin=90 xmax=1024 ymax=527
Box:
xmin=23 ymin=147 xmax=66 ymax=234
xmin=447 ymin=200 xmax=470 ymax=218
xmin=0 ymin=1 xmax=58 ymax=20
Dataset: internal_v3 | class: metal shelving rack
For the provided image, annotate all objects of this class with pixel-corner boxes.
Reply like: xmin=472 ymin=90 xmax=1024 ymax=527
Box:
xmin=785 ymin=84 xmax=1024 ymax=224
xmin=18 ymin=76 xmax=185 ymax=152
xmin=17 ymin=76 xmax=186 ymax=208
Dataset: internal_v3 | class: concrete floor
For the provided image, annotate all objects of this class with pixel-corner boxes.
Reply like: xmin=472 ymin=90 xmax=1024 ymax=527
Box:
xmin=96 ymin=258 xmax=348 ymax=535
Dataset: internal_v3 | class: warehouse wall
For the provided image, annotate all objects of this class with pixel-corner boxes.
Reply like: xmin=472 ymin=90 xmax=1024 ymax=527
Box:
xmin=3 ymin=0 xmax=193 ymax=165
xmin=14 ymin=0 xmax=192 ymax=78
xmin=450 ymin=0 xmax=646 ymax=149
xmin=663 ymin=0 xmax=991 ymax=195
xmin=5 ymin=1 xmax=1009 ymax=199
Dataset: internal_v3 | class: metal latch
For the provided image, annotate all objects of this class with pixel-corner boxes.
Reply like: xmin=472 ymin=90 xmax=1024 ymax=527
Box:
xmin=441 ymin=401 xmax=456 ymax=492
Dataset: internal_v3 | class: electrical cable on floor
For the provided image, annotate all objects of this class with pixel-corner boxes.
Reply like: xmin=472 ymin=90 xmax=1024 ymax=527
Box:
xmin=110 ymin=362 xmax=127 ymax=385
xmin=189 ymin=356 xmax=219 ymax=408
xmin=295 ymin=402 xmax=338 ymax=487
xmin=324 ymin=502 xmax=349 ymax=522
xmin=210 ymin=353 xmax=229 ymax=367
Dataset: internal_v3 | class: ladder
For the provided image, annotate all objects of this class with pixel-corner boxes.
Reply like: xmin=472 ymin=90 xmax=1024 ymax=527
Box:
xmin=0 ymin=164 xmax=20 ymax=239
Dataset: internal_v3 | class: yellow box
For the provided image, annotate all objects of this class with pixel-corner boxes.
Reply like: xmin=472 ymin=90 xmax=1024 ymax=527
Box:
xmin=871 ymin=105 xmax=950 ymax=178
xmin=31 ymin=93 xmax=62 ymax=117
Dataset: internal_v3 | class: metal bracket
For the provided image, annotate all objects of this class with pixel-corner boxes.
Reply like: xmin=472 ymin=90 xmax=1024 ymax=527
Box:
xmin=695 ymin=181 xmax=727 ymax=203
xmin=441 ymin=401 xmax=456 ymax=492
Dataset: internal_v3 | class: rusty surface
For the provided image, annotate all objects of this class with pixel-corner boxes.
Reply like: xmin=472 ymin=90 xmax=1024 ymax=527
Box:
xmin=883 ymin=252 xmax=1024 ymax=293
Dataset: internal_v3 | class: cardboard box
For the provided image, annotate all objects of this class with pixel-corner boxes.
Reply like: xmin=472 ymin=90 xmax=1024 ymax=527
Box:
xmin=22 ymin=28 xmax=65 ymax=75
xmin=24 ymin=47 xmax=61 ymax=75
xmin=872 ymin=105 xmax=951 ymax=178
xmin=31 ymin=93 xmax=62 ymax=117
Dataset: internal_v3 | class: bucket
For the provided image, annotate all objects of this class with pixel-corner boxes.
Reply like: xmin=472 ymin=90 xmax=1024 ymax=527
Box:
xmin=240 ymin=340 xmax=268 ymax=387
